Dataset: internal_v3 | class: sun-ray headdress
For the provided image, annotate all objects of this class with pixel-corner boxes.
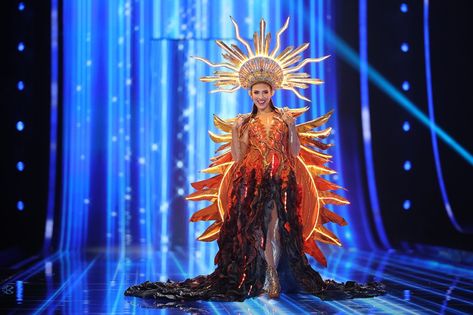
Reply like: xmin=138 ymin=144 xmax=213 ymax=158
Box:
xmin=192 ymin=16 xmax=329 ymax=102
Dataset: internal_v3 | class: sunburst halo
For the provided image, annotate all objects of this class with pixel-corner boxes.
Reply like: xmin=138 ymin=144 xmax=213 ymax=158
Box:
xmin=192 ymin=16 xmax=330 ymax=102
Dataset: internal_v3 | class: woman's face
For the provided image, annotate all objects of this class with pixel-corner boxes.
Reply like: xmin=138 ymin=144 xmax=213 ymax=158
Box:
xmin=249 ymin=82 xmax=275 ymax=112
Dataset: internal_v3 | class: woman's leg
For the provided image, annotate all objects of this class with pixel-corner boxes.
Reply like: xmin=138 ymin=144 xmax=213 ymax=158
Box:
xmin=264 ymin=201 xmax=280 ymax=267
xmin=264 ymin=200 xmax=281 ymax=297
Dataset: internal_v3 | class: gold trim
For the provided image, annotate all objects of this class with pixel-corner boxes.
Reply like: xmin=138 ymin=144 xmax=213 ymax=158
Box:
xmin=193 ymin=17 xmax=329 ymax=102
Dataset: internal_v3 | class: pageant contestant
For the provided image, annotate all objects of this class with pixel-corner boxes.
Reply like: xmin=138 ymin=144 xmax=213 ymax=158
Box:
xmin=125 ymin=17 xmax=385 ymax=302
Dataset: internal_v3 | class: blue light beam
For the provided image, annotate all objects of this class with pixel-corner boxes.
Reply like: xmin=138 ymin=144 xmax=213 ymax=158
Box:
xmin=324 ymin=29 xmax=473 ymax=166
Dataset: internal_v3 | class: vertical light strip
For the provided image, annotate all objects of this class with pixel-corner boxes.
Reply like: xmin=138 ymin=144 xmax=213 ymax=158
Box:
xmin=317 ymin=0 xmax=325 ymax=114
xmin=44 ymin=0 xmax=59 ymax=250
xmin=120 ymin=0 xmax=128 ymax=256
xmin=320 ymin=0 xmax=351 ymax=246
xmin=139 ymin=0 xmax=152 ymax=254
xmin=187 ymin=38 xmax=197 ymax=276
xmin=136 ymin=0 xmax=145 ymax=251
xmin=423 ymin=0 xmax=465 ymax=232
xmin=76 ymin=0 xmax=84 ymax=249
xmin=359 ymin=0 xmax=391 ymax=248
xmin=309 ymin=0 xmax=317 ymax=119
xmin=125 ymin=0 xmax=133 ymax=256
xmin=83 ymin=0 xmax=92 ymax=250
xmin=59 ymin=0 xmax=70 ymax=251
xmin=61 ymin=0 xmax=92 ymax=251
xmin=160 ymin=39 xmax=169 ymax=276
xmin=145 ymin=0 xmax=153 ymax=255
xmin=106 ymin=0 xmax=114 ymax=250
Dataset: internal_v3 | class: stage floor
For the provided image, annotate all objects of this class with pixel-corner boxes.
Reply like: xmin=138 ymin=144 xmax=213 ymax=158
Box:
xmin=1 ymin=248 xmax=472 ymax=314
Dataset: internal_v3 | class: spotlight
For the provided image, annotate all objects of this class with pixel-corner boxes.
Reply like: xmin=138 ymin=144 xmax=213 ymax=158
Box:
xmin=402 ymin=121 xmax=410 ymax=132
xmin=403 ymin=160 xmax=412 ymax=171
xmin=18 ymin=2 xmax=25 ymax=11
xmin=17 ymin=201 xmax=25 ymax=211
xmin=16 ymin=121 xmax=25 ymax=131
xmin=401 ymin=42 xmax=409 ymax=53
xmin=18 ymin=42 xmax=25 ymax=52
xmin=403 ymin=289 xmax=411 ymax=300
xmin=17 ymin=81 xmax=25 ymax=91
xmin=16 ymin=161 xmax=25 ymax=171
xmin=402 ymin=81 xmax=410 ymax=91
xmin=403 ymin=200 xmax=411 ymax=210
xmin=400 ymin=3 xmax=408 ymax=13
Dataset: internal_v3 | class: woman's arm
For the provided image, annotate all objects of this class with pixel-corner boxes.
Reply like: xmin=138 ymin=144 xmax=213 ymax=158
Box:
xmin=281 ymin=108 xmax=300 ymax=157
xmin=231 ymin=117 xmax=248 ymax=162
xmin=287 ymin=121 xmax=300 ymax=156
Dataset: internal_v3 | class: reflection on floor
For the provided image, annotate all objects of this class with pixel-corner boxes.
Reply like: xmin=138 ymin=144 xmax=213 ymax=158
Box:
xmin=1 ymin=248 xmax=472 ymax=314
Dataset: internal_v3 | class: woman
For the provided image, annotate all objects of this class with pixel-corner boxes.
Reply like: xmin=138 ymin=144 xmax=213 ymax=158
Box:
xmin=230 ymin=81 xmax=321 ymax=299
xmin=125 ymin=17 xmax=385 ymax=302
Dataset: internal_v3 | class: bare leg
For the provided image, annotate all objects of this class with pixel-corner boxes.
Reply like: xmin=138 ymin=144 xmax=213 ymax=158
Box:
xmin=264 ymin=202 xmax=278 ymax=266
xmin=264 ymin=201 xmax=281 ymax=298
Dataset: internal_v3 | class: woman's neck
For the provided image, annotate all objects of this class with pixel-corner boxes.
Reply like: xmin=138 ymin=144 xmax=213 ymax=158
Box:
xmin=256 ymin=107 xmax=273 ymax=115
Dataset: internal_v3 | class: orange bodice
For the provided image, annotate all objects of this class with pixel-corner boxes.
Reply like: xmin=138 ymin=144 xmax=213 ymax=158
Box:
xmin=237 ymin=113 xmax=296 ymax=183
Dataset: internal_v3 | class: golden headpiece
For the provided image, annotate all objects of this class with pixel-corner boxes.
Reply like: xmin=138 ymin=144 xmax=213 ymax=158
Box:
xmin=192 ymin=17 xmax=329 ymax=102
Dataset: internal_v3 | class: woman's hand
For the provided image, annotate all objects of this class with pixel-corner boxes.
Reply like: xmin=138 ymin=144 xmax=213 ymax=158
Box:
xmin=231 ymin=114 xmax=248 ymax=162
xmin=233 ymin=114 xmax=244 ymax=130
xmin=281 ymin=107 xmax=295 ymax=126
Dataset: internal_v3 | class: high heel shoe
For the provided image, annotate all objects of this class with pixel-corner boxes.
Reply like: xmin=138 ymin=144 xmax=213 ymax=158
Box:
xmin=267 ymin=266 xmax=281 ymax=299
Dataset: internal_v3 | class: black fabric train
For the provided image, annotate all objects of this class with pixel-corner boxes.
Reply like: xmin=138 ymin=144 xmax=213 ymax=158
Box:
xmin=124 ymin=167 xmax=385 ymax=301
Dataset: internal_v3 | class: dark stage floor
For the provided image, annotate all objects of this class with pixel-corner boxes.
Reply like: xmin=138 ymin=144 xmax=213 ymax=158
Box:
xmin=1 ymin=248 xmax=472 ymax=314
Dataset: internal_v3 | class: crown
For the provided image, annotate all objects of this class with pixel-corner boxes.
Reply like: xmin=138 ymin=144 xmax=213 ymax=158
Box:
xmin=192 ymin=17 xmax=329 ymax=102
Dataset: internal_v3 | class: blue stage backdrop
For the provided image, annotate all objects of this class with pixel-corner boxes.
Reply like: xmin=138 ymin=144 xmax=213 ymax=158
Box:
xmin=58 ymin=0 xmax=385 ymax=265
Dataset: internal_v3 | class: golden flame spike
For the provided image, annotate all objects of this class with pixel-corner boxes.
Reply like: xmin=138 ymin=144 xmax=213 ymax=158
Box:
xmin=279 ymin=42 xmax=310 ymax=64
xmin=215 ymin=40 xmax=245 ymax=63
xmin=321 ymin=193 xmax=350 ymax=205
xmin=210 ymin=86 xmax=241 ymax=94
xmin=299 ymin=127 xmax=333 ymax=139
xmin=281 ymin=55 xmax=302 ymax=68
xmin=264 ymin=33 xmax=271 ymax=55
xmin=270 ymin=17 xmax=290 ymax=58
xmin=315 ymin=227 xmax=342 ymax=246
xmin=260 ymin=18 xmax=266 ymax=55
xmin=253 ymin=31 xmax=260 ymax=55
xmin=275 ymin=46 xmax=294 ymax=61
xmin=284 ymin=55 xmax=331 ymax=73
xmin=300 ymin=145 xmax=333 ymax=159
xmin=285 ymin=87 xmax=311 ymax=102
xmin=307 ymin=164 xmax=337 ymax=175
xmin=296 ymin=109 xmax=334 ymax=132
xmin=196 ymin=221 xmax=222 ymax=242
xmin=290 ymin=78 xmax=324 ymax=85
xmin=230 ymin=44 xmax=247 ymax=60
xmin=229 ymin=16 xmax=254 ymax=58
xmin=191 ymin=56 xmax=238 ymax=71
xmin=200 ymin=76 xmax=220 ymax=82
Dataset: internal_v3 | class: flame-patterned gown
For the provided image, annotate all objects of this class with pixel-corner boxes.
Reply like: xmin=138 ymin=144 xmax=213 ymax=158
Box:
xmin=125 ymin=108 xmax=385 ymax=301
